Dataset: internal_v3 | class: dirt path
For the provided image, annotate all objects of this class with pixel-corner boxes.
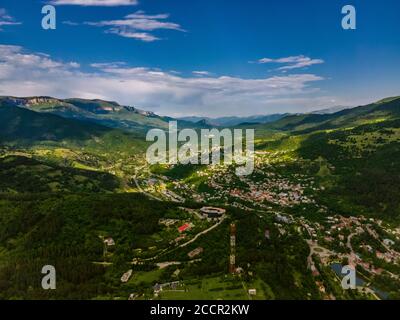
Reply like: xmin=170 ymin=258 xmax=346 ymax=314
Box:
xmin=179 ymin=216 xmax=226 ymax=248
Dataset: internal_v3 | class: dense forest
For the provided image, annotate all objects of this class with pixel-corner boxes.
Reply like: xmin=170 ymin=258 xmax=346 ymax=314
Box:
xmin=0 ymin=193 xmax=178 ymax=299
xmin=297 ymin=119 xmax=400 ymax=220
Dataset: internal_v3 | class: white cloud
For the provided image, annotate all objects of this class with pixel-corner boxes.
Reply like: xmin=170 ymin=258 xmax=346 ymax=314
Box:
xmin=0 ymin=45 xmax=332 ymax=117
xmin=90 ymin=62 xmax=127 ymax=69
xmin=0 ymin=8 xmax=21 ymax=30
xmin=253 ymin=55 xmax=324 ymax=70
xmin=193 ymin=71 xmax=212 ymax=76
xmin=49 ymin=0 xmax=138 ymax=6
xmin=62 ymin=20 xmax=79 ymax=26
xmin=82 ymin=11 xmax=184 ymax=41
xmin=106 ymin=29 xmax=160 ymax=42
xmin=69 ymin=62 xmax=81 ymax=68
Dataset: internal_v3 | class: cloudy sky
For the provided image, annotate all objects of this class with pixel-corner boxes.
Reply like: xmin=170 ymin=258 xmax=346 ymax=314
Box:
xmin=0 ymin=0 xmax=400 ymax=117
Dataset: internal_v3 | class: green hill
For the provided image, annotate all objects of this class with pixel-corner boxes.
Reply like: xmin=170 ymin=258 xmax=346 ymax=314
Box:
xmin=297 ymin=118 xmax=400 ymax=219
xmin=0 ymin=103 xmax=149 ymax=193
xmin=0 ymin=96 xmax=205 ymax=134
xmin=0 ymin=104 xmax=110 ymax=145
xmin=257 ymin=96 xmax=400 ymax=134
xmin=250 ymin=97 xmax=400 ymax=220
xmin=0 ymin=155 xmax=120 ymax=193
xmin=0 ymin=103 xmax=147 ymax=153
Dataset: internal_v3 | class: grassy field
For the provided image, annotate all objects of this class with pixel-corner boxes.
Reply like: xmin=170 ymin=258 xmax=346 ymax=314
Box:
xmin=128 ymin=269 xmax=165 ymax=286
xmin=159 ymin=275 xmax=267 ymax=300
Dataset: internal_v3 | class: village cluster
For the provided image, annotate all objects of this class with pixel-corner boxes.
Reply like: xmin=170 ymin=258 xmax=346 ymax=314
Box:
xmin=119 ymin=151 xmax=400 ymax=300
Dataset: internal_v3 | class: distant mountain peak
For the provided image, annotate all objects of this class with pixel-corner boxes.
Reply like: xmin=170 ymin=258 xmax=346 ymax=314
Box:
xmin=179 ymin=114 xmax=287 ymax=126
xmin=310 ymin=105 xmax=351 ymax=114
xmin=0 ymin=96 xmax=63 ymax=107
xmin=0 ymin=95 xmax=180 ymax=134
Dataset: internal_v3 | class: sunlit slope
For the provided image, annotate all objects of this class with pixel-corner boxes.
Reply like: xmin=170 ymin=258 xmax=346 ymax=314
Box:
xmin=255 ymin=96 xmax=400 ymax=134
xmin=0 ymin=104 xmax=147 ymax=153
xmin=0 ymin=96 xmax=206 ymax=133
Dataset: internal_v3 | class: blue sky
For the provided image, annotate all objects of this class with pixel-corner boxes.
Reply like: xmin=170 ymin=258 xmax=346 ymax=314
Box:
xmin=0 ymin=0 xmax=399 ymax=117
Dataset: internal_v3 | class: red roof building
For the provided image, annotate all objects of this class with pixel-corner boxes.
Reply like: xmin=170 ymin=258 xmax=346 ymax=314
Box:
xmin=178 ymin=223 xmax=191 ymax=233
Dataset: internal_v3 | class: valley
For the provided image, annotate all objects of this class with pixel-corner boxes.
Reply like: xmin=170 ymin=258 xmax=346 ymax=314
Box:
xmin=0 ymin=96 xmax=400 ymax=300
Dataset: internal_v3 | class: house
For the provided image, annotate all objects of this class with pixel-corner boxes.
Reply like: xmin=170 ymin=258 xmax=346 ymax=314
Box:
xmin=174 ymin=234 xmax=186 ymax=243
xmin=159 ymin=218 xmax=179 ymax=227
xmin=188 ymin=247 xmax=204 ymax=258
xmin=248 ymin=289 xmax=257 ymax=296
xmin=121 ymin=269 xmax=133 ymax=283
xmin=276 ymin=213 xmax=292 ymax=224
xmin=153 ymin=283 xmax=162 ymax=295
xmin=376 ymin=251 xmax=385 ymax=259
xmin=178 ymin=223 xmax=192 ymax=233
xmin=104 ymin=237 xmax=115 ymax=246
xmin=383 ymin=239 xmax=395 ymax=246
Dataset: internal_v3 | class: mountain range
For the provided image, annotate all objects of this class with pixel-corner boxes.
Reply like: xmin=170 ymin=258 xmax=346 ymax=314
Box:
xmin=178 ymin=114 xmax=288 ymax=126
xmin=0 ymin=96 xmax=354 ymax=131
xmin=0 ymin=96 xmax=203 ymax=135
